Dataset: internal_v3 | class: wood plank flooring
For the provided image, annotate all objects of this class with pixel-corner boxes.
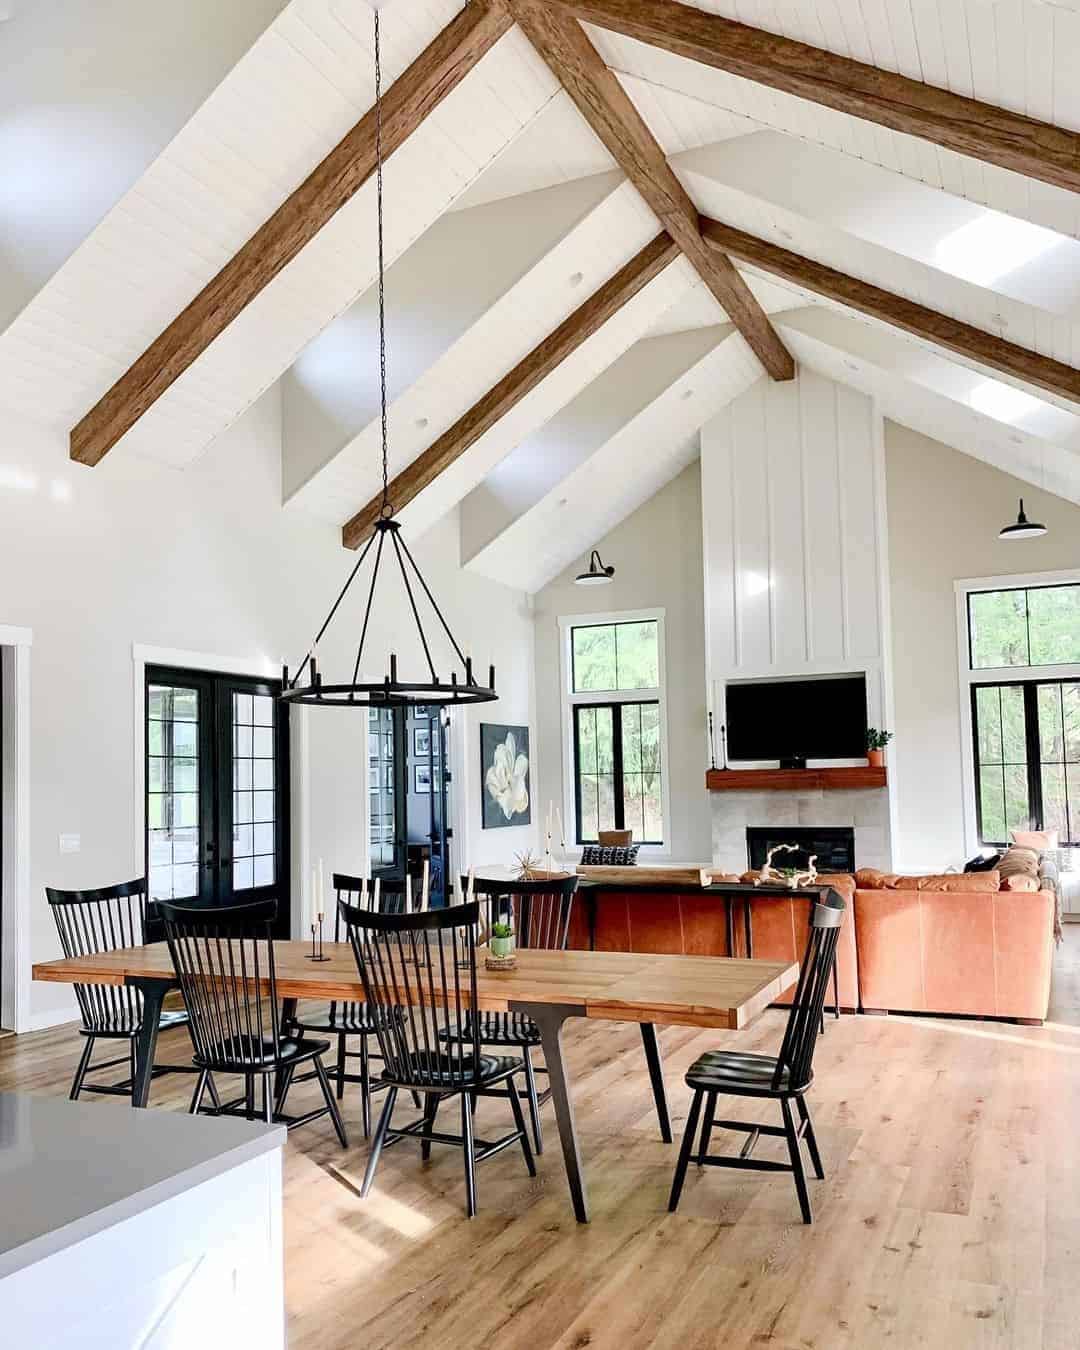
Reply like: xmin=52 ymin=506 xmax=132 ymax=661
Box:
xmin=5 ymin=934 xmax=1080 ymax=1348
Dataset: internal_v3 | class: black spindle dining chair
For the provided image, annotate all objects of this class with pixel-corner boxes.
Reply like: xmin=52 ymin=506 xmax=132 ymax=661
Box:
xmin=440 ymin=873 xmax=578 ymax=1153
xmin=340 ymin=899 xmax=535 ymax=1218
xmin=668 ymin=891 xmax=844 ymax=1224
xmin=46 ymin=880 xmax=198 ymax=1103
xmin=288 ymin=873 xmax=408 ymax=1136
xmin=159 ymin=899 xmax=347 ymax=1145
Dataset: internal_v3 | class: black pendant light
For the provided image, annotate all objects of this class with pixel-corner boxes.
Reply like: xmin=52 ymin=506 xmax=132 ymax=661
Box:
xmin=574 ymin=550 xmax=616 ymax=586
xmin=280 ymin=8 xmax=496 ymax=711
xmin=998 ymin=497 xmax=1047 ymax=541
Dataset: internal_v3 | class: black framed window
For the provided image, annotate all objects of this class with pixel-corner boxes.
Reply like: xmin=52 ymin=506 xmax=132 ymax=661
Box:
xmin=972 ymin=678 xmax=1080 ymax=846
xmin=968 ymin=583 xmax=1080 ymax=669
xmin=568 ymin=617 xmax=664 ymax=845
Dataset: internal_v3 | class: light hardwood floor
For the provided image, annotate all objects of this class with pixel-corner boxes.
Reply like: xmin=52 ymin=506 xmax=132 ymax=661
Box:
xmin=5 ymin=935 xmax=1080 ymax=1349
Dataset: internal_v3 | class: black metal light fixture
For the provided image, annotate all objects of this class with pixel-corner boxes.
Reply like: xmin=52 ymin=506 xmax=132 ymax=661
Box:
xmin=998 ymin=497 xmax=1047 ymax=541
xmin=574 ymin=550 xmax=616 ymax=586
xmin=280 ymin=8 xmax=496 ymax=711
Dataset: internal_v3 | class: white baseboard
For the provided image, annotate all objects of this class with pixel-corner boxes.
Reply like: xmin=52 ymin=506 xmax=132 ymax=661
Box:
xmin=28 ymin=1005 xmax=78 ymax=1033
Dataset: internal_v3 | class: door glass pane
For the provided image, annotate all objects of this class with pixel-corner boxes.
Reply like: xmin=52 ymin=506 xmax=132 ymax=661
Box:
xmin=148 ymin=684 xmax=200 ymax=901
xmin=576 ymin=705 xmax=614 ymax=842
xmin=232 ymin=691 xmax=275 ymax=891
xmin=369 ymin=707 xmax=396 ymax=870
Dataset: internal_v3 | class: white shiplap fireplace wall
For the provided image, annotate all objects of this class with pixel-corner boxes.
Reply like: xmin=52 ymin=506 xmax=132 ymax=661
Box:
xmin=700 ymin=370 xmax=896 ymax=873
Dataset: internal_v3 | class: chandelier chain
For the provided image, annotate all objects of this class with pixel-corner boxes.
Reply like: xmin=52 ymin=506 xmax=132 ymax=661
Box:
xmin=375 ymin=10 xmax=391 ymax=518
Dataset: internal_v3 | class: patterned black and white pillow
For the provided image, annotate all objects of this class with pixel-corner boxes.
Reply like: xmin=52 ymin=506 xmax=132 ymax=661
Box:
xmin=580 ymin=844 xmax=640 ymax=866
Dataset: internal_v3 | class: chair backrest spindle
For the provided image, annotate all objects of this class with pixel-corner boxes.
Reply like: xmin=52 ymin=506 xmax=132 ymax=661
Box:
xmin=341 ymin=901 xmax=482 ymax=1091
xmin=46 ymin=880 xmax=150 ymax=1032
xmin=159 ymin=899 xmax=280 ymax=1068
xmin=773 ymin=891 xmax=845 ymax=1092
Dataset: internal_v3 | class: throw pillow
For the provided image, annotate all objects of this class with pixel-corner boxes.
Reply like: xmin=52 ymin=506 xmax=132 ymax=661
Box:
xmin=999 ymin=847 xmax=1040 ymax=882
xmin=1011 ymin=828 xmax=1059 ymax=851
xmin=965 ymin=850 xmax=1003 ymax=872
xmin=580 ymin=844 xmax=640 ymax=866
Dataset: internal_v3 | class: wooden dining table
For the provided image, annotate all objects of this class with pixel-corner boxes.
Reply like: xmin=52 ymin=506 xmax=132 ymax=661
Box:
xmin=33 ymin=942 xmax=798 ymax=1223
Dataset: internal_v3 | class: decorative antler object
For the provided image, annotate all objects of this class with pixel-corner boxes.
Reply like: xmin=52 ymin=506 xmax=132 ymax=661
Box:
xmin=789 ymin=854 xmax=819 ymax=890
xmin=756 ymin=844 xmax=820 ymax=889
xmin=755 ymin=843 xmax=798 ymax=886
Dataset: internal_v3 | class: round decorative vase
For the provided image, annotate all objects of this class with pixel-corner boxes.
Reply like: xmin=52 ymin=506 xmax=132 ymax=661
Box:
xmin=867 ymin=748 xmax=885 ymax=768
xmin=490 ymin=935 xmax=515 ymax=959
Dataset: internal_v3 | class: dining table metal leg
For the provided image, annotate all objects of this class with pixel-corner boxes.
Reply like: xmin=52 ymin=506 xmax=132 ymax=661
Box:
xmin=126 ymin=976 xmax=171 ymax=1108
xmin=511 ymin=1000 xmax=588 ymax=1223
xmin=639 ymin=1022 xmax=672 ymax=1143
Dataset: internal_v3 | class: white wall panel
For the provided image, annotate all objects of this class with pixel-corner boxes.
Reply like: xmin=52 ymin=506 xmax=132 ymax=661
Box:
xmin=700 ymin=369 xmax=884 ymax=682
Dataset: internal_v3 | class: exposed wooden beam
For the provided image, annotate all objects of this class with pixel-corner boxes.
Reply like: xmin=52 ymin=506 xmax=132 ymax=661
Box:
xmin=70 ymin=0 xmax=515 ymax=467
xmin=553 ymin=0 xmax=1080 ymax=195
xmin=700 ymin=216 xmax=1080 ymax=407
xmin=510 ymin=0 xmax=793 ymax=381
xmin=342 ymin=231 xmax=680 ymax=548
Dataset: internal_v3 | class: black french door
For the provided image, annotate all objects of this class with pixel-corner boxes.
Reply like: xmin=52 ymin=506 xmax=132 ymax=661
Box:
xmin=146 ymin=666 xmax=290 ymax=936
xmin=368 ymin=705 xmax=452 ymax=905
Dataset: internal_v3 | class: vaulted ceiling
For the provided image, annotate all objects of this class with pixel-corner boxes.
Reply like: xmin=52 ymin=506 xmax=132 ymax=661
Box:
xmin=3 ymin=0 xmax=1080 ymax=593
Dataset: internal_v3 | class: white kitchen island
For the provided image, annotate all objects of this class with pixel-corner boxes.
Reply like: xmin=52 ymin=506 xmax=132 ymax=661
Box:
xmin=0 ymin=1091 xmax=286 ymax=1349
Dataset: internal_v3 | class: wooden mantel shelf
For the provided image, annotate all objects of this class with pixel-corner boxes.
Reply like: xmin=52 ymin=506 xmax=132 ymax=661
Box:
xmin=706 ymin=766 xmax=887 ymax=791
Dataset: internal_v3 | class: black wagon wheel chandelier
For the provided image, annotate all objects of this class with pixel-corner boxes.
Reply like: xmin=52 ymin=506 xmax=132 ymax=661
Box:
xmin=280 ymin=4 xmax=496 ymax=711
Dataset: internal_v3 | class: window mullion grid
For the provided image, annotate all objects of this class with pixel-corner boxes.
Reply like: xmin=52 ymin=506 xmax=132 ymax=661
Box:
xmin=1024 ymin=683 xmax=1043 ymax=830
xmin=611 ymin=701 xmax=625 ymax=833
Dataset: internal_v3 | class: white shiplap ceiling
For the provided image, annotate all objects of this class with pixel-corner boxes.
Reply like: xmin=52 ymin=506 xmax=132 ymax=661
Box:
xmin=3 ymin=0 xmax=1080 ymax=592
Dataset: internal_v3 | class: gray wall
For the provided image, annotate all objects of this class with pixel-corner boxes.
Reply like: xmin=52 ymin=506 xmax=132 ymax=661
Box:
xmin=531 ymin=461 xmax=712 ymax=865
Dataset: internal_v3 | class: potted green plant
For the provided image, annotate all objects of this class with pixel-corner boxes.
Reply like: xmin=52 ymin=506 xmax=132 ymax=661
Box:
xmin=866 ymin=727 xmax=893 ymax=768
xmin=489 ymin=921 xmax=515 ymax=959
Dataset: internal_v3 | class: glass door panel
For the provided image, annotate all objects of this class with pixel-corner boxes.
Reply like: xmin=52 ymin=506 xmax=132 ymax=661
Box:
xmin=147 ymin=682 xmax=204 ymax=903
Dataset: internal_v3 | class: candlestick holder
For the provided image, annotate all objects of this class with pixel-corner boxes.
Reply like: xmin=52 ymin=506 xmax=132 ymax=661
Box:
xmin=307 ymin=917 xmax=330 ymax=962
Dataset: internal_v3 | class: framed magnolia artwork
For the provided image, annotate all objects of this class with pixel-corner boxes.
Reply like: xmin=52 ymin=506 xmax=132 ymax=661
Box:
xmin=480 ymin=724 xmax=531 ymax=829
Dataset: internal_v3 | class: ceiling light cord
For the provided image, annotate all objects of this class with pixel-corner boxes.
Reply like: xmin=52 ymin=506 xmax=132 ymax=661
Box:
xmin=375 ymin=9 xmax=391 ymax=521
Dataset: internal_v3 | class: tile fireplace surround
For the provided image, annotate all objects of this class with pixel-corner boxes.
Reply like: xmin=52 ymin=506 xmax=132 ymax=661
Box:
xmin=711 ymin=785 xmax=892 ymax=875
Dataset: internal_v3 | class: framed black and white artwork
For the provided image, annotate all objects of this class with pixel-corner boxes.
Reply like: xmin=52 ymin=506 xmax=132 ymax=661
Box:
xmin=480 ymin=724 xmax=531 ymax=829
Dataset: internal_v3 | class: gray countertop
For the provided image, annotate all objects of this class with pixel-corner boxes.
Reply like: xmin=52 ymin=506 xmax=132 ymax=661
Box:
xmin=0 ymin=1091 xmax=285 ymax=1280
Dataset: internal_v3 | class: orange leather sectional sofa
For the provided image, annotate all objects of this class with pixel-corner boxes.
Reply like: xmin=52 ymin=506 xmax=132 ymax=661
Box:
xmin=571 ymin=868 xmax=1055 ymax=1024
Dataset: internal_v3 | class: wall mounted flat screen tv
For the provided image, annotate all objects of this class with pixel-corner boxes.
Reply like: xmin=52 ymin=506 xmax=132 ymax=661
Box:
xmin=725 ymin=674 xmax=868 ymax=761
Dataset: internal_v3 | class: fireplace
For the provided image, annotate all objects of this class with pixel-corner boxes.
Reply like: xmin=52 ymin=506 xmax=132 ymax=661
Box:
xmin=746 ymin=826 xmax=855 ymax=874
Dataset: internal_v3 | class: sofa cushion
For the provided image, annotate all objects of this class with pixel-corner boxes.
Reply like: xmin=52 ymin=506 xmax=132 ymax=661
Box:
xmin=580 ymin=844 xmax=639 ymax=866
xmin=855 ymin=870 xmax=1000 ymax=892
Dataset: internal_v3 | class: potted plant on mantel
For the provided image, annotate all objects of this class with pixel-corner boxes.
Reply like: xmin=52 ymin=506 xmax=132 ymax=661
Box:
xmin=866 ymin=728 xmax=893 ymax=768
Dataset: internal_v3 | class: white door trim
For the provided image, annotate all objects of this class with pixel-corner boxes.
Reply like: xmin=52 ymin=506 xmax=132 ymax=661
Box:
xmin=2 ymin=632 xmax=32 ymax=1032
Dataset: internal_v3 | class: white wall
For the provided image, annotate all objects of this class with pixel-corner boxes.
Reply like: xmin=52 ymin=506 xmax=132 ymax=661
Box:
xmin=531 ymin=462 xmax=712 ymax=866
xmin=0 ymin=393 xmax=536 ymax=1027
xmin=885 ymin=420 xmax=1080 ymax=871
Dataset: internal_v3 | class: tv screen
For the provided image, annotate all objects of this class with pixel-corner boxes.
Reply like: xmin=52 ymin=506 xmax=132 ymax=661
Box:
xmin=725 ymin=674 xmax=868 ymax=761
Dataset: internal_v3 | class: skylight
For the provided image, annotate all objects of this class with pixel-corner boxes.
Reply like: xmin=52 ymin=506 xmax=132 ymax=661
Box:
xmin=934 ymin=213 xmax=1058 ymax=287
xmin=968 ymin=379 xmax=1046 ymax=424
